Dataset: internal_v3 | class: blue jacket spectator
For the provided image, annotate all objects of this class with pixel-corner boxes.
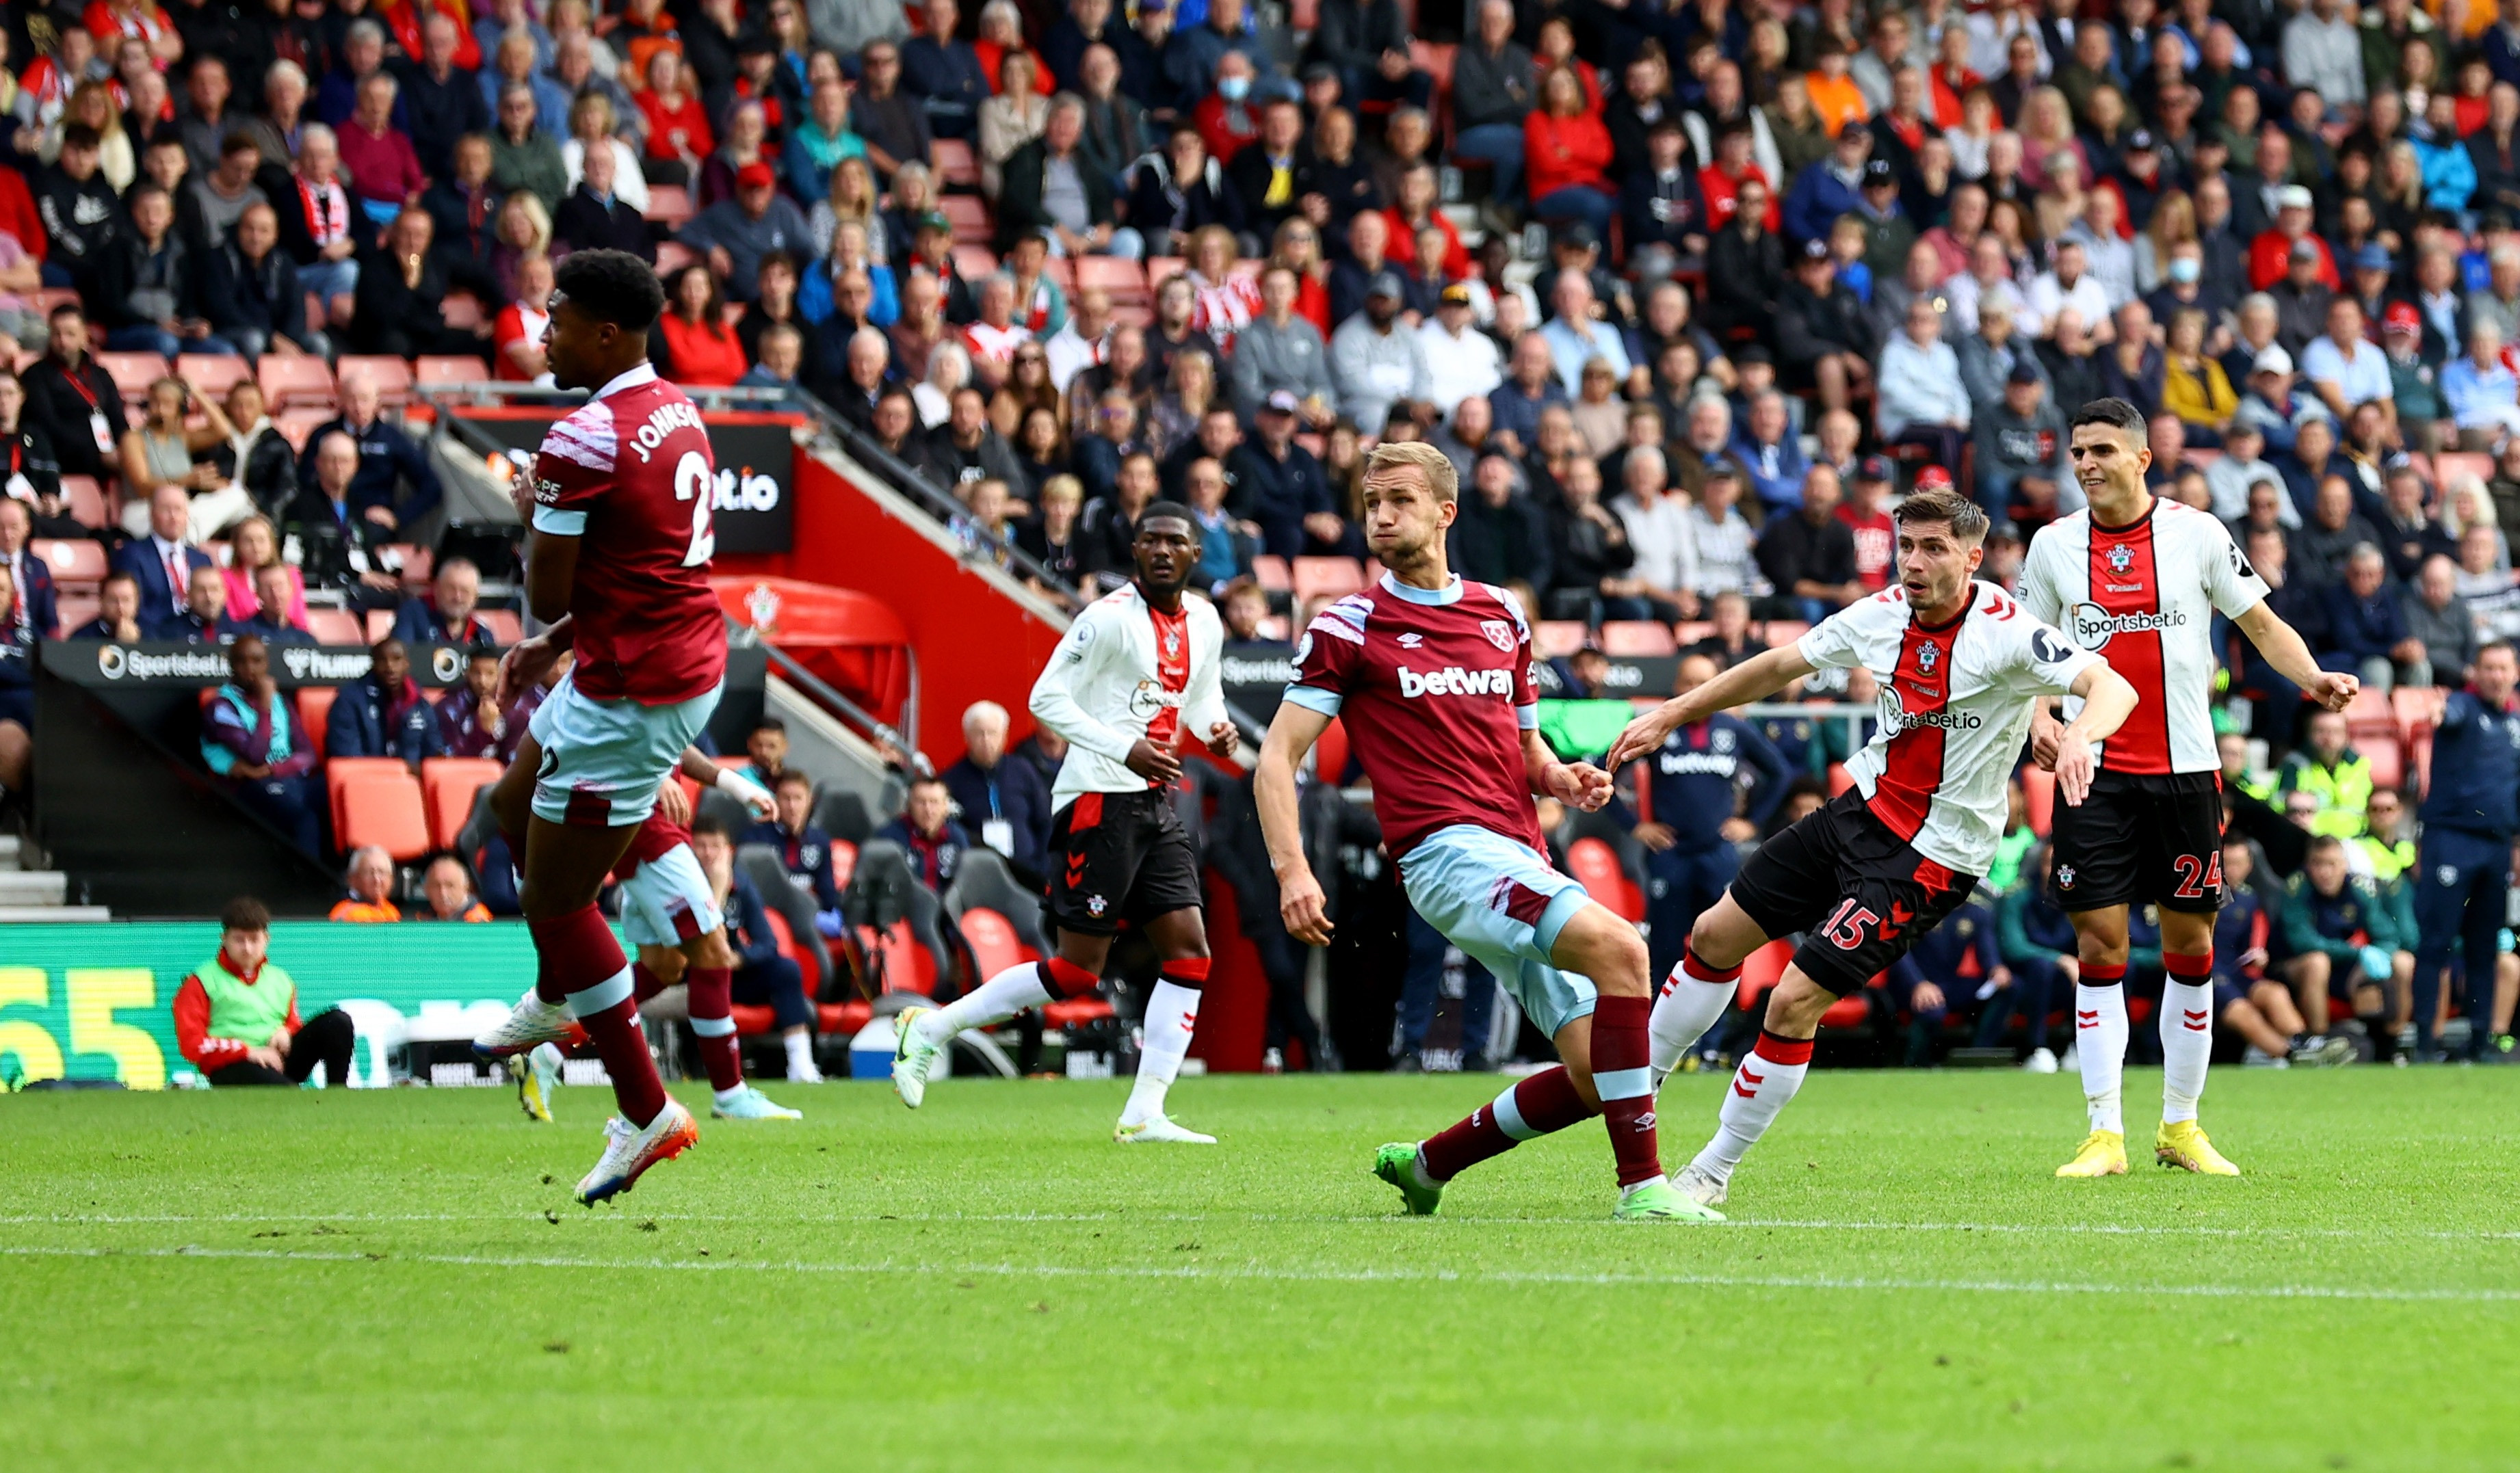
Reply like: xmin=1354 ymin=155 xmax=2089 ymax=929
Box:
xmin=112 ymin=527 xmax=218 ymax=638
xmin=938 ymin=700 xmax=1054 ymax=881
xmin=741 ymin=772 xmax=849 ymax=933
xmin=326 ymin=644 xmax=447 ymax=765
xmin=1782 ymin=135 xmax=1871 ymax=246
xmin=294 ymin=393 xmax=444 ymax=530
xmin=391 ymin=560 xmax=498 ymax=649
xmin=1227 ymin=432 xmax=1334 ymax=561
xmin=2319 ymin=550 xmax=2415 ymax=674
xmin=217 ymin=611 xmax=318 ymax=646
xmin=899 ymin=1 xmax=991 ymax=140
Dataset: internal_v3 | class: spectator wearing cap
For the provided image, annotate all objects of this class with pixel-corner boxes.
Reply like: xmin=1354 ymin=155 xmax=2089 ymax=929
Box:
xmin=1328 ymin=271 xmax=1430 ymax=436
xmin=2300 ymin=297 xmax=2396 ymax=437
xmin=1839 ymin=459 xmax=1897 ymax=592
xmin=901 ymin=0 xmax=992 ymax=140
xmin=1686 ymin=462 xmax=1767 ymax=602
xmin=1877 ymin=293 xmax=1973 ymax=476
xmin=1729 ymin=389 xmax=1811 ymax=515
xmin=680 ymin=160 xmax=816 ymax=302
xmin=1781 ymin=120 xmax=1873 ymax=248
xmin=2343 ymin=243 xmax=2398 ymax=331
xmin=2378 ymin=304 xmax=2447 ymax=447
xmin=2443 ymin=318 xmax=2520 ymax=448
xmin=1973 ymin=361 xmax=2077 ymax=527
xmin=1776 ymin=239 xmax=1878 ymax=415
xmin=2249 ymin=185 xmax=2339 ymax=291
xmin=2268 ymin=239 xmax=2338 ymax=360
xmin=1524 ymin=67 xmax=1617 ymax=239
xmin=1849 ymin=157 xmax=1916 ymax=280
xmin=2235 ymin=343 xmax=2310 ymax=451
xmin=1228 ymin=391 xmax=1336 ymax=559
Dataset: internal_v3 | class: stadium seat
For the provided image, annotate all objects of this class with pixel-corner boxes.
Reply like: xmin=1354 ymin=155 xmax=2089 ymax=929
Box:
xmin=1763 ymin=620 xmax=1811 ymax=646
xmin=941 ymin=194 xmax=989 ymax=243
xmin=1250 ymin=555 xmax=1291 ymax=593
xmin=420 ymin=757 xmax=502 ymax=851
xmin=175 ymin=354 xmax=252 ymax=401
xmin=2365 ymin=739 xmax=2404 ymax=790
xmin=1290 ymin=556 xmax=1365 ymax=605
xmin=296 ymin=687 xmax=338 ymax=756
xmin=932 ymin=137 xmax=980 ymax=189
xmin=1566 ymin=837 xmax=1642 ymax=922
xmin=1146 ymin=256 xmax=1187 ymax=284
xmin=1672 ymin=621 xmax=1714 ymax=647
xmin=39 ymin=539 xmax=108 ymax=589
xmin=1600 ymin=621 xmax=1677 ymax=656
xmin=306 ymin=608 xmax=365 ymax=645
xmin=1534 ymin=620 xmax=1588 ymax=657
xmin=477 ymin=609 xmax=523 ymax=645
xmin=1737 ymin=938 xmax=1794 ymax=1006
xmin=1826 ymin=762 xmax=1854 ymax=796
xmin=759 ymin=905 xmax=823 ymax=1000
xmin=951 ymin=244 xmax=999 ymax=282
xmin=2434 ymin=451 xmax=2494 ymax=488
xmin=276 ymin=406 xmax=336 ymax=451
xmin=96 ymin=351 xmax=170 ymax=406
xmin=2020 ymin=763 xmax=2056 ymax=836
xmin=415 ymin=355 xmax=492 ymax=388
xmin=337 ymin=354 xmax=415 ymax=406
xmin=335 ymin=770 xmax=432 ymax=861
xmin=956 ymin=906 xmax=1036 ymax=980
xmin=257 ymin=354 xmax=337 ymax=410
xmin=1077 ymin=255 xmax=1148 ymax=299
xmin=386 ymin=543 xmax=433 ymax=585
xmin=441 ymin=293 xmax=484 ymax=330
xmin=2392 ymin=685 xmax=2443 ymax=740
xmin=365 ymin=609 xmax=394 ymax=643
xmin=855 ymin=918 xmax=939 ymax=995
xmin=653 ymin=239 xmax=698 ymax=276
xmin=1313 ymin=716 xmax=1350 ymax=785
xmin=647 ymin=184 xmax=694 ymax=228
xmin=59 ymin=476 xmax=108 ymax=529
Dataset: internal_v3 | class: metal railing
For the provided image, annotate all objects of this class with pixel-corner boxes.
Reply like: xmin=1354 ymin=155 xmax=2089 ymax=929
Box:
xmin=727 ymin=620 xmax=923 ymax=769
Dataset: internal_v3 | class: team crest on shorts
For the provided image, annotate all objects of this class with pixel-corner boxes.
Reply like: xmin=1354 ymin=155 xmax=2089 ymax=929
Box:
xmin=2107 ymin=543 xmax=2134 ymax=574
xmin=1086 ymin=894 xmax=1109 ymax=917
xmin=1480 ymin=620 xmax=1515 ymax=651
xmin=2057 ymin=864 xmax=2077 ymax=889
xmin=2442 ymin=865 xmax=2461 ymax=886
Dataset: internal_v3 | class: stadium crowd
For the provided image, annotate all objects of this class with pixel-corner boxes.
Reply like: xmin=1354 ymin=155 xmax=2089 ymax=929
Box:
xmin=1 ymin=0 xmax=2517 ymax=1070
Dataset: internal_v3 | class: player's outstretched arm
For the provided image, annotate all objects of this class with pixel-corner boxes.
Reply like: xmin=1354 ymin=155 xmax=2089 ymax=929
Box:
xmin=2051 ymin=664 xmax=2139 ymax=809
xmin=679 ymin=747 xmax=774 ymax=820
xmin=1255 ymin=702 xmax=1335 ymax=945
xmin=1521 ymin=729 xmax=1614 ymax=811
xmin=2233 ymin=602 xmax=2359 ymax=712
xmin=1605 ymin=645 xmax=1818 ymax=769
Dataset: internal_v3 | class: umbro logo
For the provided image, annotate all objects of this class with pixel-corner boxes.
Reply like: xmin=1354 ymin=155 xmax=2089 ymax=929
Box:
xmin=1398 ymin=631 xmax=1424 ymax=648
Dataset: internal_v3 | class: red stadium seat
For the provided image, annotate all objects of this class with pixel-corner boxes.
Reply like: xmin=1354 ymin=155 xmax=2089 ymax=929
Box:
xmin=306 ymin=608 xmax=365 ymax=645
xmin=2020 ymin=763 xmax=2056 ymax=836
xmin=1672 ymin=621 xmax=1714 ymax=647
xmin=56 ymin=591 xmax=98 ymax=632
xmin=653 ymin=239 xmax=698 ymax=276
xmin=940 ymin=194 xmax=990 ymax=244
xmin=856 ymin=918 xmax=939 ymax=995
xmin=415 ymin=356 xmax=492 ymax=387
xmin=1737 ymin=938 xmax=1794 ymax=1007
xmin=420 ymin=756 xmax=502 ymax=851
xmin=276 ymin=407 xmax=335 ymax=451
xmin=828 ymin=838 xmax=857 ymax=890
xmin=38 ymin=538 xmax=109 ymax=589
xmin=59 ymin=477 xmax=109 ymax=530
xmin=2434 ymin=452 xmax=2494 ymax=489
xmin=932 ymin=137 xmax=980 ymax=189
xmin=1312 ymin=716 xmax=1350 ymax=785
xmin=1077 ymin=254 xmax=1148 ymax=298
xmin=1044 ymin=995 xmax=1116 ymax=1027
xmin=1826 ymin=762 xmax=1854 ymax=797
xmin=951 ymin=244 xmax=999 ymax=282
xmin=175 ymin=354 xmax=252 ymax=401
xmin=957 ymin=905 xmax=1038 ymax=981
xmin=2364 ymin=738 xmax=2403 ymax=790
xmin=1291 ymin=556 xmax=1365 ymax=605
xmin=96 ymin=351 xmax=170 ymax=406
xmin=1566 ymin=837 xmax=1642 ymax=922
xmin=761 ymin=905 xmax=822 ymax=998
xmin=1762 ymin=620 xmax=1811 ymax=646
xmin=441 ymin=293 xmax=484 ymax=330
xmin=477 ymin=609 xmax=523 ymax=645
xmin=365 ymin=609 xmax=395 ymax=643
xmin=1250 ymin=555 xmax=1291 ymax=593
xmin=335 ymin=770 xmax=432 ymax=861
xmin=295 ymin=687 xmax=338 ymax=757
xmin=258 ymin=354 xmax=337 ymax=410
xmin=336 ymin=354 xmax=415 ymax=406
xmin=646 ymin=184 xmax=694 ymax=228
xmin=2392 ymin=685 xmax=2443 ymax=741
xmin=1534 ymin=620 xmax=1588 ymax=657
xmin=1600 ymin=621 xmax=1677 ymax=656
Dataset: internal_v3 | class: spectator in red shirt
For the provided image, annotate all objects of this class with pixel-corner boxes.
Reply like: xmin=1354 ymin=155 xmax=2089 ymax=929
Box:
xmin=1839 ymin=455 xmax=1898 ymax=591
xmin=1524 ymin=67 xmax=1616 ymax=239
xmin=2248 ymin=185 xmax=2339 ymax=292
xmin=1193 ymin=51 xmax=1265 ymax=167
xmin=337 ymin=72 xmax=428 ymax=226
xmin=490 ymin=251 xmax=555 ymax=382
xmin=654 ymin=262 xmax=749 ymax=386
xmin=637 ymin=49 xmax=713 ymax=186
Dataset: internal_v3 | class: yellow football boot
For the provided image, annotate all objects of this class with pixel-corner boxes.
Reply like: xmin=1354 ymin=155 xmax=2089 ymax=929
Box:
xmin=2155 ymin=1120 xmax=2240 ymax=1175
xmin=2055 ymin=1129 xmax=2128 ymax=1177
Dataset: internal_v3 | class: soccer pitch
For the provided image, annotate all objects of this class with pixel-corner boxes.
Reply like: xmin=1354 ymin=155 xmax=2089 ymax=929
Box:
xmin=8 ymin=1069 xmax=2517 ymax=1471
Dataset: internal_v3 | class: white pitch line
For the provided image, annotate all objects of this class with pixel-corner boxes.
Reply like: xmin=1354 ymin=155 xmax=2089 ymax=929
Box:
xmin=3 ymin=1210 xmax=2519 ymax=1243
xmin=4 ymin=1242 xmax=2517 ymax=1304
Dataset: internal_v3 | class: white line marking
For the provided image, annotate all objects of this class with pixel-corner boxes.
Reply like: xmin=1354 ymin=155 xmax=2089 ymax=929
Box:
xmin=3 ymin=1243 xmax=2513 ymax=1303
xmin=3 ymin=1211 xmax=2518 ymax=1242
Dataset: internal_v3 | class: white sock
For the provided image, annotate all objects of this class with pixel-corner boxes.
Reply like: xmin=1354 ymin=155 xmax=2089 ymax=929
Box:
xmin=1690 ymin=1033 xmax=1811 ymax=1180
xmin=784 ymin=1031 xmax=817 ymax=1078
xmin=1649 ymin=971 xmax=1736 ymax=1076
xmin=913 ymin=961 xmax=1053 ymax=1045
xmin=715 ymin=1084 xmax=747 ymax=1106
xmin=2160 ymin=979 xmax=2214 ymax=1124
xmin=1120 ymin=980 xmax=1200 ymax=1126
xmin=2075 ymin=981 xmax=2129 ymax=1134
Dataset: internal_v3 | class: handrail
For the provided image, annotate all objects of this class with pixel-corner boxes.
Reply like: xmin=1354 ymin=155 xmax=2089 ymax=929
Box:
xmin=730 ymin=620 xmax=926 ymax=772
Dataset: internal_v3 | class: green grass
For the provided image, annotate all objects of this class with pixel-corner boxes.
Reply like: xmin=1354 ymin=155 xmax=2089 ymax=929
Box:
xmin=6 ymin=1067 xmax=2519 ymax=1472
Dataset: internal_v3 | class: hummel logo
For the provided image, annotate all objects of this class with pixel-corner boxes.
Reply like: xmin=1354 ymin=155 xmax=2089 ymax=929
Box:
xmin=2076 ymin=1009 xmax=2099 ymax=1029
xmin=2182 ymin=1008 xmax=2209 ymax=1032
xmin=1733 ymin=1067 xmax=1766 ymax=1098
xmin=1065 ymin=856 xmax=1088 ymax=885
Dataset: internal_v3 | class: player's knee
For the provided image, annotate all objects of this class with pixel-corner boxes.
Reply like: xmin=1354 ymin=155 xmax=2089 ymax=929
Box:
xmin=1593 ymin=920 xmax=1651 ymax=995
xmin=1766 ymin=971 xmax=1833 ymax=1032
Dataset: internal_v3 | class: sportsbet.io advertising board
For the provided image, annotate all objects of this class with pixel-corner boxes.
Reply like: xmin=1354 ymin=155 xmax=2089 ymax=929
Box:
xmin=0 ymin=923 xmax=572 ymax=1089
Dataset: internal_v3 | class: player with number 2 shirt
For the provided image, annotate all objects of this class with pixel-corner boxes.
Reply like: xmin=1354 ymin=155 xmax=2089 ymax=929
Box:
xmin=2021 ymin=398 xmax=2359 ymax=1180
xmin=467 ymin=249 xmax=732 ymax=1205
xmin=1603 ymin=488 xmax=2140 ymax=1211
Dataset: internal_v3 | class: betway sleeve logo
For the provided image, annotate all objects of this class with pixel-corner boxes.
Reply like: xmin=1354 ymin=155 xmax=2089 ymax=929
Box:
xmin=1397 ymin=665 xmax=1514 ymax=698
xmin=2066 ymin=601 xmax=2188 ymax=650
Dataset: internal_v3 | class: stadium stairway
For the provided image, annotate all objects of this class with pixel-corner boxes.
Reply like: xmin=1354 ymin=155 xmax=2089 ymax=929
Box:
xmin=0 ymin=834 xmax=109 ymax=923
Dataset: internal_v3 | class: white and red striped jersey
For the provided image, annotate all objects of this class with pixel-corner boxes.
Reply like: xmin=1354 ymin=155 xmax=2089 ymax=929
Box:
xmin=2019 ymin=498 xmax=2267 ymax=775
xmin=1029 ymin=581 xmax=1229 ymax=809
xmin=1799 ymin=581 xmax=2101 ymax=877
